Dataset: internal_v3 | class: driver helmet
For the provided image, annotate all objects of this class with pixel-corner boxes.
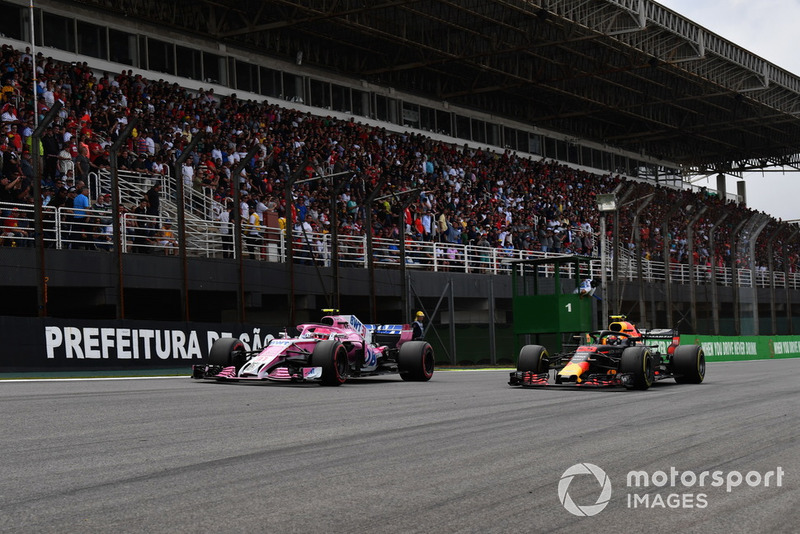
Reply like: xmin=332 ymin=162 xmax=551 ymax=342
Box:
xmin=314 ymin=329 xmax=331 ymax=341
xmin=605 ymin=335 xmax=618 ymax=345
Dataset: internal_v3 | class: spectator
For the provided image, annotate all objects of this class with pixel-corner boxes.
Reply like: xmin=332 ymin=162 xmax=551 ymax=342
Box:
xmin=150 ymin=155 xmax=167 ymax=176
xmin=56 ymin=145 xmax=72 ymax=178
xmin=131 ymin=153 xmax=148 ymax=173
xmin=0 ymin=173 xmax=21 ymax=203
xmin=72 ymin=185 xmax=91 ymax=249
xmin=412 ymin=311 xmax=426 ymax=340
xmin=1 ymin=103 xmax=18 ymax=123
xmin=133 ymin=197 xmax=149 ymax=216
xmin=128 ymin=215 xmax=155 ymax=254
xmin=574 ymin=278 xmax=600 ymax=299
xmin=92 ymin=192 xmax=112 ymax=211
xmin=181 ymin=157 xmax=194 ymax=208
xmin=2 ymin=206 xmax=28 ymax=246
xmin=2 ymin=149 xmax=21 ymax=178
xmin=93 ymin=216 xmax=113 ymax=251
xmin=62 ymin=168 xmax=76 ymax=190
xmin=219 ymin=200 xmax=233 ymax=259
xmin=146 ymin=182 xmax=162 ymax=216
xmin=246 ymin=204 xmax=261 ymax=259
xmin=48 ymin=186 xmax=68 ymax=209
xmin=157 ymin=219 xmax=177 ymax=255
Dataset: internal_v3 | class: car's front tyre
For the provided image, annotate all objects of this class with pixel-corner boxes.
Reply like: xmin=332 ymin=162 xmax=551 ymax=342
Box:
xmin=312 ymin=340 xmax=349 ymax=386
xmin=517 ymin=344 xmax=549 ymax=373
xmin=208 ymin=338 xmax=246 ymax=368
xmin=620 ymin=346 xmax=654 ymax=390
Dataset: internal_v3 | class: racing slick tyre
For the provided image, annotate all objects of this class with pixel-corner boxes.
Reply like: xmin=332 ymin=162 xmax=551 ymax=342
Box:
xmin=620 ymin=346 xmax=655 ymax=390
xmin=672 ymin=345 xmax=706 ymax=384
xmin=208 ymin=338 xmax=246 ymax=369
xmin=517 ymin=345 xmax=549 ymax=373
xmin=311 ymin=340 xmax=349 ymax=386
xmin=398 ymin=341 xmax=435 ymax=381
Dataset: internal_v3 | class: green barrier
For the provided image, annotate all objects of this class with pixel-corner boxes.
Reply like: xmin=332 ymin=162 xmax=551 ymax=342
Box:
xmin=425 ymin=327 xmax=800 ymax=366
xmin=681 ymin=335 xmax=800 ymax=362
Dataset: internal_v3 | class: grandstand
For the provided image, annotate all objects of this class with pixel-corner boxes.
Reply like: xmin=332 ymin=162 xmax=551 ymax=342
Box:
xmin=2 ymin=0 xmax=800 ymax=353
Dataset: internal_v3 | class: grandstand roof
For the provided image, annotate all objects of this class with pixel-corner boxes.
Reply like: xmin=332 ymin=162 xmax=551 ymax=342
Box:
xmin=70 ymin=0 xmax=800 ymax=175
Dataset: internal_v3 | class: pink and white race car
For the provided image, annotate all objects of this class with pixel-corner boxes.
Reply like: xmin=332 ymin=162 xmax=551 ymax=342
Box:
xmin=191 ymin=312 xmax=435 ymax=386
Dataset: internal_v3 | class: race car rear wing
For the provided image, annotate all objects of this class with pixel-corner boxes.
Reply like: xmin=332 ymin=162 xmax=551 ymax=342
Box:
xmin=638 ymin=328 xmax=681 ymax=355
xmin=366 ymin=324 xmax=411 ymax=348
xmin=638 ymin=328 xmax=679 ymax=340
xmin=560 ymin=328 xmax=680 ymax=354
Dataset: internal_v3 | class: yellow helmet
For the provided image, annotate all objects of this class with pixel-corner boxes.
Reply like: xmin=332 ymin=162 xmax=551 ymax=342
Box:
xmin=415 ymin=311 xmax=425 ymax=318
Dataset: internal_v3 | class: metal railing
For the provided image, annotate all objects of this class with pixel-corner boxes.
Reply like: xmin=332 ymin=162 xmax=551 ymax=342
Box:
xmin=3 ymin=199 xmax=800 ymax=290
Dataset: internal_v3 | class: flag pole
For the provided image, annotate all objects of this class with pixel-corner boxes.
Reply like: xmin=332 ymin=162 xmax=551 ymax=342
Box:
xmin=30 ymin=0 xmax=38 ymax=128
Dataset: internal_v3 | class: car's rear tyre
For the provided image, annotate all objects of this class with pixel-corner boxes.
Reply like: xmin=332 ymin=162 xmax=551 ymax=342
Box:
xmin=208 ymin=338 xmax=246 ymax=368
xmin=517 ymin=344 xmax=549 ymax=373
xmin=312 ymin=340 xmax=348 ymax=386
xmin=398 ymin=341 xmax=435 ymax=381
xmin=620 ymin=346 xmax=654 ymax=390
xmin=672 ymin=345 xmax=705 ymax=384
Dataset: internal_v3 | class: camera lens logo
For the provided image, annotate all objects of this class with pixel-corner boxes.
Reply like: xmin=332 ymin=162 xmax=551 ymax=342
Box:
xmin=558 ymin=463 xmax=612 ymax=517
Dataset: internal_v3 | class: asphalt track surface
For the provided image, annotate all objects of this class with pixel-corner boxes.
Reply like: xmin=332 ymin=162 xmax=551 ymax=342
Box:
xmin=1 ymin=360 xmax=798 ymax=534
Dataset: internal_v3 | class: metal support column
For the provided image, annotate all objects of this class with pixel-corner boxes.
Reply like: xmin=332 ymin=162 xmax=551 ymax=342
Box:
xmin=285 ymin=162 xmax=308 ymax=325
xmin=612 ymin=186 xmax=633 ymax=314
xmin=448 ymin=278 xmax=456 ymax=365
xmin=327 ymin=171 xmax=356 ymax=311
xmin=172 ymin=132 xmax=204 ymax=322
xmin=747 ymin=217 xmax=770 ymax=335
xmin=709 ymin=214 xmax=729 ymax=335
xmin=488 ymin=277 xmax=496 ymax=365
xmin=396 ymin=192 xmax=420 ymax=320
xmin=108 ymin=118 xmax=139 ymax=319
xmin=730 ymin=216 xmax=750 ymax=336
xmin=30 ymin=102 xmax=62 ymax=317
xmin=364 ymin=176 xmax=389 ymax=323
xmin=230 ymin=145 xmax=261 ymax=323
xmin=631 ymin=194 xmax=654 ymax=326
xmin=765 ymin=225 xmax=785 ymax=335
xmin=662 ymin=201 xmax=684 ymax=328
xmin=686 ymin=206 xmax=707 ymax=334
xmin=786 ymin=230 xmax=800 ymax=335
xmin=599 ymin=213 xmax=609 ymax=320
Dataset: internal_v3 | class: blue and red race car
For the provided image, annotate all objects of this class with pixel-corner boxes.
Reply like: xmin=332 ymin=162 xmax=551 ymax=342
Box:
xmin=509 ymin=316 xmax=705 ymax=390
xmin=192 ymin=311 xmax=434 ymax=386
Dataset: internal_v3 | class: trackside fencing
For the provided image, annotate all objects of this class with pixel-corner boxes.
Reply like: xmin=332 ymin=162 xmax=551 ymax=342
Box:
xmin=3 ymin=198 xmax=800 ymax=289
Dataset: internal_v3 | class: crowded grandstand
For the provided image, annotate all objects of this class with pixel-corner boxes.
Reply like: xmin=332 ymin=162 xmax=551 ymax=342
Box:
xmin=1 ymin=39 xmax=795 ymax=277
